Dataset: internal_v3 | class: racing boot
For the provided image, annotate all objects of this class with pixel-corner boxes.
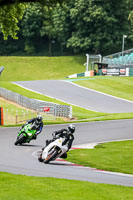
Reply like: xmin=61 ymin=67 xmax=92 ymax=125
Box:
xmin=32 ymin=134 xmax=37 ymax=140
xmin=60 ymin=152 xmax=67 ymax=159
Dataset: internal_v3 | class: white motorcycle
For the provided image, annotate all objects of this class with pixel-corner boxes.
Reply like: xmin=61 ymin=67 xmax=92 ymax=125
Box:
xmin=38 ymin=137 xmax=68 ymax=164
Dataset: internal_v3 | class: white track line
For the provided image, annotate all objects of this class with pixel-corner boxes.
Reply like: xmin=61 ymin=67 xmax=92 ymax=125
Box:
xmin=64 ymin=80 xmax=133 ymax=104
xmin=13 ymin=82 xmax=99 ymax=112
xmin=32 ymin=138 xmax=133 ymax=178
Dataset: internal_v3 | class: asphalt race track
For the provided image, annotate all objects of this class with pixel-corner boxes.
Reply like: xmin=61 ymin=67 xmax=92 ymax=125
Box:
xmin=0 ymin=120 xmax=133 ymax=187
xmin=14 ymin=80 xmax=133 ymax=113
xmin=1 ymin=80 xmax=133 ymax=186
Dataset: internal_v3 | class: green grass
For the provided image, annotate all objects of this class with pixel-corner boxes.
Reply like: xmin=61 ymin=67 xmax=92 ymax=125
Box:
xmin=0 ymin=97 xmax=36 ymax=125
xmin=0 ymin=56 xmax=85 ymax=81
xmin=67 ymin=140 xmax=133 ymax=174
xmin=0 ymin=172 xmax=133 ymax=200
xmin=75 ymin=76 xmax=133 ymax=101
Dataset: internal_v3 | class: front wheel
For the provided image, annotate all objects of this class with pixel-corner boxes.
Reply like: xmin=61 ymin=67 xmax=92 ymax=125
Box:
xmin=14 ymin=134 xmax=26 ymax=145
xmin=44 ymin=149 xmax=58 ymax=164
xmin=38 ymin=153 xmax=44 ymax=162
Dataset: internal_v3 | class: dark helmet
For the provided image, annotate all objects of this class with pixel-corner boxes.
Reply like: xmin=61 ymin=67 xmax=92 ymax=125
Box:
xmin=68 ymin=124 xmax=75 ymax=134
xmin=37 ymin=115 xmax=43 ymax=122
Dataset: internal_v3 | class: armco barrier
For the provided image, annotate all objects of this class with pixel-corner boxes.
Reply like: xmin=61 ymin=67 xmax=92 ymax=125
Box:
xmin=0 ymin=107 xmax=4 ymax=125
xmin=0 ymin=88 xmax=72 ymax=118
xmin=0 ymin=66 xmax=4 ymax=77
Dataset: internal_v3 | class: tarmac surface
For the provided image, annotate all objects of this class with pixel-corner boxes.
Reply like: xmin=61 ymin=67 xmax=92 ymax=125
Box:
xmin=1 ymin=80 xmax=133 ymax=186
xmin=14 ymin=80 xmax=133 ymax=113
xmin=0 ymin=120 xmax=133 ymax=186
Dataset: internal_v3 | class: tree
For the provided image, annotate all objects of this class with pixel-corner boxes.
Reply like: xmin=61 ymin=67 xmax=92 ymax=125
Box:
xmin=0 ymin=0 xmax=132 ymax=55
xmin=50 ymin=1 xmax=74 ymax=52
xmin=0 ymin=0 xmax=67 ymax=39
xmin=68 ymin=0 xmax=129 ymax=54
xmin=40 ymin=6 xmax=57 ymax=55
xmin=51 ymin=0 xmax=130 ymax=54
xmin=0 ymin=0 xmax=65 ymax=6
xmin=21 ymin=3 xmax=44 ymax=55
xmin=0 ymin=4 xmax=25 ymax=39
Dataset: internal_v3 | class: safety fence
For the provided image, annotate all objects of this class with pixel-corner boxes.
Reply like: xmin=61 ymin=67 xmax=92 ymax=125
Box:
xmin=3 ymin=108 xmax=57 ymax=125
xmin=0 ymin=88 xmax=72 ymax=120
xmin=0 ymin=66 xmax=4 ymax=77
xmin=103 ymin=48 xmax=133 ymax=60
xmin=3 ymin=109 xmax=35 ymax=125
xmin=103 ymin=48 xmax=133 ymax=67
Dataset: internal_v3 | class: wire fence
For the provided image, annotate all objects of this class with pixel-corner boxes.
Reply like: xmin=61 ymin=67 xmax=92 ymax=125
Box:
xmin=102 ymin=48 xmax=133 ymax=66
xmin=103 ymin=48 xmax=133 ymax=60
xmin=3 ymin=109 xmax=37 ymax=125
xmin=3 ymin=108 xmax=57 ymax=125
xmin=0 ymin=88 xmax=72 ymax=119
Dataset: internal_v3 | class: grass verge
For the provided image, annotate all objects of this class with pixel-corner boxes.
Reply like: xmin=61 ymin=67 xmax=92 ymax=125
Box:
xmin=66 ymin=140 xmax=133 ymax=174
xmin=0 ymin=56 xmax=85 ymax=81
xmin=75 ymin=76 xmax=133 ymax=101
xmin=0 ymin=172 xmax=133 ymax=200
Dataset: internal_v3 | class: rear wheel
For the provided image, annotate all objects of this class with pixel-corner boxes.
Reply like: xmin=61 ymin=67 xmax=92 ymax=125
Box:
xmin=14 ymin=134 xmax=26 ymax=145
xmin=44 ymin=149 xmax=58 ymax=164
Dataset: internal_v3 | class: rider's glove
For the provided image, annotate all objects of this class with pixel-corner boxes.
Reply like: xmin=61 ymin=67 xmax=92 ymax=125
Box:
xmin=36 ymin=131 xmax=40 ymax=135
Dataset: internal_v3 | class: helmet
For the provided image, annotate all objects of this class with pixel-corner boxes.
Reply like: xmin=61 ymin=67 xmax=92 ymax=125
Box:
xmin=68 ymin=124 xmax=75 ymax=134
xmin=37 ymin=115 xmax=43 ymax=122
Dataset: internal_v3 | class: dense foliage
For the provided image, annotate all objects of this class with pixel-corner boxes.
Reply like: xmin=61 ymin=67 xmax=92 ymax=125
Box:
xmin=0 ymin=0 xmax=133 ymax=56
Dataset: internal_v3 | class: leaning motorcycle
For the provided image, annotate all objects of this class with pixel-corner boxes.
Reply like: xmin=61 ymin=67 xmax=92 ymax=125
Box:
xmin=38 ymin=137 xmax=68 ymax=164
xmin=14 ymin=123 xmax=36 ymax=145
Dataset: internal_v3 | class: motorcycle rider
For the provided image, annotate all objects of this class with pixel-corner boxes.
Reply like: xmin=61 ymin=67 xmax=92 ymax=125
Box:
xmin=38 ymin=124 xmax=75 ymax=162
xmin=22 ymin=114 xmax=43 ymax=140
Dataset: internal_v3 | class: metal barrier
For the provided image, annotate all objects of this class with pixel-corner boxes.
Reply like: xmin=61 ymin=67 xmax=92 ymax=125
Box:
xmin=0 ymin=66 xmax=4 ymax=77
xmin=103 ymin=48 xmax=133 ymax=66
xmin=103 ymin=48 xmax=133 ymax=60
xmin=0 ymin=88 xmax=72 ymax=119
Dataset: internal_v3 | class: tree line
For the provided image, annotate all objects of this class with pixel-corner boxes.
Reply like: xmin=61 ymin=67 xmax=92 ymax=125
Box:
xmin=0 ymin=0 xmax=133 ymax=56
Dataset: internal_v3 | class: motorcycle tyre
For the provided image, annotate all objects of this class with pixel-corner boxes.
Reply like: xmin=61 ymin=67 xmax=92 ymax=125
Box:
xmin=38 ymin=153 xmax=44 ymax=162
xmin=44 ymin=149 xmax=58 ymax=164
xmin=14 ymin=134 xmax=26 ymax=145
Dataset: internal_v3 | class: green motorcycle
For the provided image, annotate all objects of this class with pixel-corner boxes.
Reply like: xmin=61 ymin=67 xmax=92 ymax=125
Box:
xmin=14 ymin=123 xmax=37 ymax=145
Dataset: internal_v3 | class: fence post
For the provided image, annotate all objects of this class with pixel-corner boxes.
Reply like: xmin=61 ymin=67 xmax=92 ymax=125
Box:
xmin=69 ymin=106 xmax=72 ymax=119
xmin=16 ymin=111 xmax=18 ymax=125
xmin=0 ymin=107 xmax=4 ymax=125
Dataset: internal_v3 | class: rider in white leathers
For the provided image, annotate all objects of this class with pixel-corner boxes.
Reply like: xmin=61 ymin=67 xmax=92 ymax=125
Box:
xmin=38 ymin=124 xmax=75 ymax=162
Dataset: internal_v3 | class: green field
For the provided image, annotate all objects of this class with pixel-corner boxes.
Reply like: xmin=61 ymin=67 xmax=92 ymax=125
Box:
xmin=67 ymin=140 xmax=133 ymax=174
xmin=0 ymin=56 xmax=85 ymax=81
xmin=75 ymin=76 xmax=133 ymax=101
xmin=0 ymin=172 xmax=133 ymax=200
